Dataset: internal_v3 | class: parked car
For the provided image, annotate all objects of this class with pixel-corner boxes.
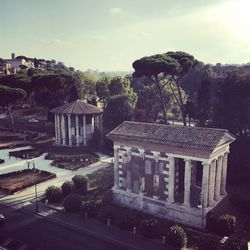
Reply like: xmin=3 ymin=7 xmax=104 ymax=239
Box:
xmin=0 ymin=213 xmax=6 ymax=225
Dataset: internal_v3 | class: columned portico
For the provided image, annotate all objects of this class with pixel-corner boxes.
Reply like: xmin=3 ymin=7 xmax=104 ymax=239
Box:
xmin=51 ymin=100 xmax=103 ymax=147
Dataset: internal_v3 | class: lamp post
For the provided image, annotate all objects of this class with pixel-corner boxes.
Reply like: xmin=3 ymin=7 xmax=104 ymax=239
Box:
xmin=32 ymin=160 xmax=39 ymax=213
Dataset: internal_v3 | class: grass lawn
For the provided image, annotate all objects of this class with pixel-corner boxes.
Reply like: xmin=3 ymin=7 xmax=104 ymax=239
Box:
xmin=0 ymin=169 xmax=56 ymax=194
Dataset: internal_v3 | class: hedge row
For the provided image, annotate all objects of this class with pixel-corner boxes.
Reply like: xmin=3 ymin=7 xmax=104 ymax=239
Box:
xmin=45 ymin=175 xmax=88 ymax=202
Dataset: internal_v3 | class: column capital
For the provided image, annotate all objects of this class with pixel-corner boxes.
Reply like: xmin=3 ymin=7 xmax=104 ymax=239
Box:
xmin=183 ymin=158 xmax=191 ymax=164
xmin=202 ymin=161 xmax=210 ymax=166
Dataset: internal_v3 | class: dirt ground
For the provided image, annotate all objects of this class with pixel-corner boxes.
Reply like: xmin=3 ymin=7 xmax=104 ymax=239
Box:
xmin=0 ymin=172 xmax=50 ymax=192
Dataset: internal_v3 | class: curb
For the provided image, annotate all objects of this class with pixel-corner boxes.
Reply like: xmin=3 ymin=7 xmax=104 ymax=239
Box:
xmin=22 ymin=205 xmax=140 ymax=250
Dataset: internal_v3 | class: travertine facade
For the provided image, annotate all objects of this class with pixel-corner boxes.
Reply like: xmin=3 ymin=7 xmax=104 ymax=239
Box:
xmin=51 ymin=100 xmax=103 ymax=147
xmin=107 ymin=121 xmax=236 ymax=228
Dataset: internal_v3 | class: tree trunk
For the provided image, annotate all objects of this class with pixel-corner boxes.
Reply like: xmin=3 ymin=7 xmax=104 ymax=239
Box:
xmin=152 ymin=78 xmax=168 ymax=124
xmin=156 ymin=81 xmax=168 ymax=124
xmin=7 ymin=106 xmax=14 ymax=130
xmin=175 ymin=80 xmax=187 ymax=126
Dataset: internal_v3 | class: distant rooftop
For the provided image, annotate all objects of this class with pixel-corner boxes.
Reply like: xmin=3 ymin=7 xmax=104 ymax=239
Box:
xmin=51 ymin=100 xmax=103 ymax=115
xmin=107 ymin=121 xmax=236 ymax=152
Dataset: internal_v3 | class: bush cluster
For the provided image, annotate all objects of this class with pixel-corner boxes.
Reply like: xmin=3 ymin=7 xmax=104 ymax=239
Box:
xmin=72 ymin=175 xmax=88 ymax=192
xmin=63 ymin=194 xmax=82 ymax=213
xmin=61 ymin=181 xmax=74 ymax=196
xmin=139 ymin=218 xmax=161 ymax=238
xmin=199 ymin=233 xmax=221 ymax=250
xmin=45 ymin=185 xmax=62 ymax=202
xmin=166 ymin=224 xmax=188 ymax=248
xmin=81 ymin=200 xmax=97 ymax=217
xmin=207 ymin=212 xmax=236 ymax=236
xmin=221 ymin=236 xmax=247 ymax=250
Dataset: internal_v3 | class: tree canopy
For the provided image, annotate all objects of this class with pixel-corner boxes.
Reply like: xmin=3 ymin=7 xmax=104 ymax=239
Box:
xmin=132 ymin=51 xmax=196 ymax=125
xmin=103 ymin=94 xmax=137 ymax=130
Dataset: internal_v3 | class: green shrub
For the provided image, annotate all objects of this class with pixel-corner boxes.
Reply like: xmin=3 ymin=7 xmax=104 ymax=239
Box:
xmin=217 ymin=214 xmax=236 ymax=236
xmin=63 ymin=194 xmax=82 ymax=213
xmin=114 ymin=208 xmax=141 ymax=230
xmin=81 ymin=200 xmax=97 ymax=217
xmin=221 ymin=236 xmax=247 ymax=250
xmin=139 ymin=218 xmax=161 ymax=238
xmin=199 ymin=233 xmax=221 ymax=250
xmin=97 ymin=204 xmax=119 ymax=224
xmin=166 ymin=224 xmax=188 ymax=248
xmin=207 ymin=213 xmax=236 ymax=236
xmin=72 ymin=175 xmax=88 ymax=191
xmin=45 ymin=186 xmax=62 ymax=202
xmin=61 ymin=181 xmax=74 ymax=196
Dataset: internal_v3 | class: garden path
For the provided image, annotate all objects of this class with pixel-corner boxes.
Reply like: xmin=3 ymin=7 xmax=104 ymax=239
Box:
xmin=0 ymin=146 xmax=113 ymax=208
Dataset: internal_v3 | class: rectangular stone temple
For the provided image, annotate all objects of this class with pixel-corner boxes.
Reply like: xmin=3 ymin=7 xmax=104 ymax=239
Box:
xmin=107 ymin=121 xmax=236 ymax=228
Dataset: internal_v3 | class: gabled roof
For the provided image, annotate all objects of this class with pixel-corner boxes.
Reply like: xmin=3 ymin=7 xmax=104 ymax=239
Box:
xmin=107 ymin=121 xmax=236 ymax=152
xmin=51 ymin=100 xmax=103 ymax=115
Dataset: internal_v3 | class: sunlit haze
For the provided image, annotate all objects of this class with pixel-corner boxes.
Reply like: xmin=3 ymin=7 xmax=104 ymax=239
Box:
xmin=1 ymin=0 xmax=250 ymax=71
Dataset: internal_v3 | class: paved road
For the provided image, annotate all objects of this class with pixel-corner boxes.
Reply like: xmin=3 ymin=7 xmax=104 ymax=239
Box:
xmin=0 ymin=204 xmax=133 ymax=250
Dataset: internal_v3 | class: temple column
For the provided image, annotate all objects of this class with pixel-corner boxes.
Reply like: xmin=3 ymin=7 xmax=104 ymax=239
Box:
xmin=82 ymin=115 xmax=87 ymax=145
xmin=201 ymin=161 xmax=210 ymax=208
xmin=152 ymin=151 xmax=160 ymax=199
xmin=57 ymin=114 xmax=61 ymax=144
xmin=184 ymin=159 xmax=192 ymax=206
xmin=67 ymin=114 xmax=72 ymax=146
xmin=61 ymin=114 xmax=66 ymax=145
xmin=75 ymin=114 xmax=79 ymax=146
xmin=113 ymin=145 xmax=120 ymax=189
xmin=168 ymin=156 xmax=175 ymax=203
xmin=215 ymin=155 xmax=223 ymax=200
xmin=221 ymin=152 xmax=229 ymax=195
xmin=208 ymin=159 xmax=216 ymax=206
xmin=54 ymin=113 xmax=58 ymax=144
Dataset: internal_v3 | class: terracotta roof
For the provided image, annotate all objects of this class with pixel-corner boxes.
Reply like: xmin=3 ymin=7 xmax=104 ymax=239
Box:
xmin=107 ymin=121 xmax=236 ymax=151
xmin=51 ymin=100 xmax=103 ymax=115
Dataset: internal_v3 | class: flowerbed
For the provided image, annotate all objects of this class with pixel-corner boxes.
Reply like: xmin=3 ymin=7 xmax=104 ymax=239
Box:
xmin=46 ymin=152 xmax=99 ymax=171
xmin=0 ymin=169 xmax=56 ymax=194
xmin=9 ymin=148 xmax=44 ymax=159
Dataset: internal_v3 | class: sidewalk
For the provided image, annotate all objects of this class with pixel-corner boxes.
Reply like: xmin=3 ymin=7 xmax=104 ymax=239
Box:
xmin=23 ymin=202 xmax=177 ymax=250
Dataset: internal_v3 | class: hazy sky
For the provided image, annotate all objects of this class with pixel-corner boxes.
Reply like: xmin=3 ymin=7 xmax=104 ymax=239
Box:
xmin=1 ymin=0 xmax=250 ymax=71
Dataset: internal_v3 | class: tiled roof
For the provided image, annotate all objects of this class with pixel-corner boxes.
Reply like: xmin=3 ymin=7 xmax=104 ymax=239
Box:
xmin=107 ymin=121 xmax=236 ymax=151
xmin=51 ymin=100 xmax=103 ymax=115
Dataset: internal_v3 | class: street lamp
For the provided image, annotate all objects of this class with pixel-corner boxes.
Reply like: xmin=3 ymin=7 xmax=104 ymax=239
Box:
xmin=32 ymin=160 xmax=39 ymax=213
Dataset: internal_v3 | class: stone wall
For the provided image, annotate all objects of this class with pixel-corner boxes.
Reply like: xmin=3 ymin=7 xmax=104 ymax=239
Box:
xmin=112 ymin=188 xmax=206 ymax=228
